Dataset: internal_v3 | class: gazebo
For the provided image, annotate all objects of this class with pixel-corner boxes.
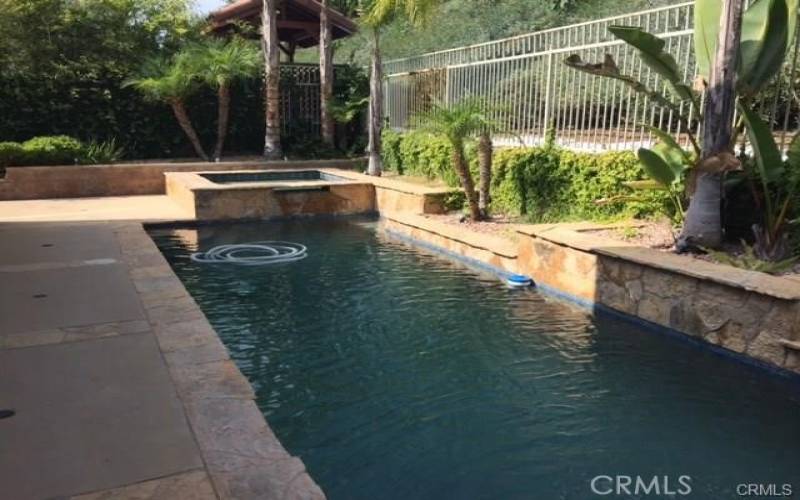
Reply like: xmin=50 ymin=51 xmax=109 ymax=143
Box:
xmin=209 ymin=0 xmax=357 ymax=62
xmin=208 ymin=0 xmax=357 ymax=157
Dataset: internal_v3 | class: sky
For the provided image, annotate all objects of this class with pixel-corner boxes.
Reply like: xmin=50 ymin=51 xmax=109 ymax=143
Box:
xmin=195 ymin=0 xmax=227 ymax=15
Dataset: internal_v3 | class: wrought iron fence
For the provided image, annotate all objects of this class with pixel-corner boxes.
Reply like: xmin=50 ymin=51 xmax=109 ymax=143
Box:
xmin=280 ymin=64 xmax=322 ymax=137
xmin=383 ymin=2 xmax=800 ymax=152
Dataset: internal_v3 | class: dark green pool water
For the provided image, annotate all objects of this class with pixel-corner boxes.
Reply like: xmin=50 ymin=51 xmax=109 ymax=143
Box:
xmin=151 ymin=219 xmax=800 ymax=500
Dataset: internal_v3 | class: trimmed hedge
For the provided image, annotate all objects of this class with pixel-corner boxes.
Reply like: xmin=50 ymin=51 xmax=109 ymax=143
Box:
xmin=0 ymin=136 xmax=123 ymax=167
xmin=382 ymin=130 xmax=672 ymax=222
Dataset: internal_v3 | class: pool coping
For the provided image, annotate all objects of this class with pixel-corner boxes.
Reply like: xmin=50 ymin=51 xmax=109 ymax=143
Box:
xmin=117 ymin=222 xmax=326 ymax=500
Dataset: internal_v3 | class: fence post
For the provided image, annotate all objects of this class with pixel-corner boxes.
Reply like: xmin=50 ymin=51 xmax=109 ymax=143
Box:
xmin=542 ymin=50 xmax=554 ymax=143
xmin=444 ymin=66 xmax=451 ymax=107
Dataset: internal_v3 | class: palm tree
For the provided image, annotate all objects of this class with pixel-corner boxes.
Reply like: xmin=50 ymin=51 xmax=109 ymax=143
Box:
xmin=261 ymin=0 xmax=282 ymax=159
xmin=125 ymin=57 xmax=209 ymax=161
xmin=362 ymin=0 xmax=442 ymax=176
xmin=418 ymin=98 xmax=492 ymax=221
xmin=185 ymin=38 xmax=261 ymax=160
xmin=477 ymin=130 xmax=492 ymax=217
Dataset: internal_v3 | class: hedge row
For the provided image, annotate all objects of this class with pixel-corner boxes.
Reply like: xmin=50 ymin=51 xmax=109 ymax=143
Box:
xmin=382 ymin=129 xmax=672 ymax=222
xmin=0 ymin=136 xmax=122 ymax=168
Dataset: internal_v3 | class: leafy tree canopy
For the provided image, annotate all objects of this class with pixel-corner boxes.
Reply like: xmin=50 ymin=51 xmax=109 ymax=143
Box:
xmin=314 ymin=0 xmax=675 ymax=65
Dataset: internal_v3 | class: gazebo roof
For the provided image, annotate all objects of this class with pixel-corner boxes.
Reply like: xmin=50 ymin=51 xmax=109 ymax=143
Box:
xmin=208 ymin=0 xmax=358 ymax=48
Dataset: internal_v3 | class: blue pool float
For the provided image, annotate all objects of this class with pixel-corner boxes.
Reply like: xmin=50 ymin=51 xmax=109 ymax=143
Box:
xmin=506 ymin=274 xmax=533 ymax=288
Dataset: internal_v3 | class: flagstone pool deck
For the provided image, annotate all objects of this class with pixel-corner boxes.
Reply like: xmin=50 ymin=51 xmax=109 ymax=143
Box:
xmin=3 ymin=184 xmax=800 ymax=499
xmin=0 ymin=197 xmax=325 ymax=499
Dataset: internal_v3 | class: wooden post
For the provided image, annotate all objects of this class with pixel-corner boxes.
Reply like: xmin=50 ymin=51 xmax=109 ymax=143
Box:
xmin=677 ymin=0 xmax=744 ymax=250
xmin=320 ymin=0 xmax=335 ymax=146
xmin=366 ymin=27 xmax=383 ymax=176
xmin=262 ymin=0 xmax=283 ymax=159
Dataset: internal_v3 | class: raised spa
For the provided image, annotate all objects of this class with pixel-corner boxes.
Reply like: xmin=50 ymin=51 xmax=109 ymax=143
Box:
xmin=200 ymin=170 xmax=349 ymax=184
xmin=164 ymin=169 xmax=375 ymax=220
xmin=151 ymin=219 xmax=800 ymax=500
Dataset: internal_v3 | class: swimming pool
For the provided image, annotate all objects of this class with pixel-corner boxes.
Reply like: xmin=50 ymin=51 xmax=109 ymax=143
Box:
xmin=151 ymin=218 xmax=800 ymax=500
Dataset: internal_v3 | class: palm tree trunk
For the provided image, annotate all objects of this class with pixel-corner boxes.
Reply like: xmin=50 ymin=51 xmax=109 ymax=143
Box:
xmin=261 ymin=0 xmax=282 ymax=159
xmin=213 ymin=83 xmax=231 ymax=161
xmin=477 ymin=131 xmax=492 ymax=217
xmin=452 ymin=140 xmax=481 ymax=221
xmin=170 ymin=99 xmax=208 ymax=161
xmin=367 ymin=28 xmax=383 ymax=176
xmin=677 ymin=0 xmax=743 ymax=250
xmin=319 ymin=0 xmax=335 ymax=147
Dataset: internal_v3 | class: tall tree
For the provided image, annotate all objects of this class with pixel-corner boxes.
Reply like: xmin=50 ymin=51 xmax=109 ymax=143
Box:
xmin=186 ymin=38 xmax=261 ymax=160
xmin=124 ymin=57 xmax=209 ymax=161
xmin=320 ymin=0 xmax=335 ymax=147
xmin=362 ymin=0 xmax=442 ymax=176
xmin=262 ymin=0 xmax=283 ymax=159
xmin=677 ymin=0 xmax=744 ymax=250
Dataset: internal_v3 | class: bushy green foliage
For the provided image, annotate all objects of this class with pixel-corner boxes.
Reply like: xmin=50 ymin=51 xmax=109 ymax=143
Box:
xmin=21 ymin=136 xmax=84 ymax=166
xmin=81 ymin=139 xmax=126 ymax=164
xmin=0 ymin=136 xmax=126 ymax=167
xmin=382 ymin=130 xmax=672 ymax=222
xmin=0 ymin=142 xmax=25 ymax=167
xmin=0 ymin=0 xmax=368 ymax=160
xmin=328 ymin=0 xmax=676 ymax=66
xmin=381 ymin=129 xmax=473 ymax=186
xmin=491 ymin=147 xmax=671 ymax=222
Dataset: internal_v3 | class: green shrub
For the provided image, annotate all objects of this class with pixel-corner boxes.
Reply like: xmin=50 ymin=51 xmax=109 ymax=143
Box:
xmin=382 ymin=129 xmax=474 ymax=187
xmin=0 ymin=142 xmax=25 ymax=167
xmin=22 ymin=136 xmax=83 ymax=165
xmin=382 ymin=131 xmax=673 ymax=222
xmin=80 ymin=139 xmax=125 ymax=164
xmin=492 ymin=147 xmax=671 ymax=222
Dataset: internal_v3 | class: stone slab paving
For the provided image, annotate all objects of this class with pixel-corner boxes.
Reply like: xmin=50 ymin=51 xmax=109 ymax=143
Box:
xmin=0 ymin=195 xmax=192 ymax=223
xmin=0 ymin=264 xmax=145 ymax=334
xmin=0 ymin=219 xmax=326 ymax=499
xmin=0 ymin=334 xmax=203 ymax=500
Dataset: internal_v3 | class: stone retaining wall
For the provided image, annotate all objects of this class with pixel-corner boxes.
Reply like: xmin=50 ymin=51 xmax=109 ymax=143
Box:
xmin=516 ymin=224 xmax=800 ymax=375
xmin=379 ymin=215 xmax=800 ymax=376
xmin=0 ymin=159 xmax=364 ymax=201
xmin=382 ymin=213 xmax=517 ymax=274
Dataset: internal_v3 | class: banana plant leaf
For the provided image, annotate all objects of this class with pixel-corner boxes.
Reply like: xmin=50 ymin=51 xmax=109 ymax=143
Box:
xmin=739 ymin=0 xmax=796 ymax=95
xmin=608 ymin=26 xmax=694 ymax=103
xmin=738 ymin=104 xmax=785 ymax=184
xmin=637 ymin=147 xmax=680 ymax=187
xmin=787 ymin=132 xmax=800 ymax=174
xmin=640 ymin=124 xmax=693 ymax=164
xmin=623 ymin=179 xmax=668 ymax=190
xmin=694 ymin=0 xmax=722 ymax=82
xmin=694 ymin=0 xmax=797 ymax=94
xmin=563 ymin=54 xmax=680 ymax=114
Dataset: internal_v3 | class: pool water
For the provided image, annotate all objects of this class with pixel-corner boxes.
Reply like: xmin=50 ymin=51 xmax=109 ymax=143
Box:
xmin=200 ymin=170 xmax=347 ymax=184
xmin=151 ymin=219 xmax=800 ymax=500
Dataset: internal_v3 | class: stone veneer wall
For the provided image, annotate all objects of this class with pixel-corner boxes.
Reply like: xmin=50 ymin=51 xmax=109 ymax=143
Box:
xmin=193 ymin=184 xmax=376 ymax=221
xmin=0 ymin=159 xmax=364 ymax=201
xmin=380 ymin=215 xmax=800 ymax=376
xmin=516 ymin=225 xmax=800 ymax=375
xmin=382 ymin=214 xmax=517 ymax=274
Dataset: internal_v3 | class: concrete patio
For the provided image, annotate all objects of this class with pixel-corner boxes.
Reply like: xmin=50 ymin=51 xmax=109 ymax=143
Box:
xmin=0 ymin=198 xmax=325 ymax=499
